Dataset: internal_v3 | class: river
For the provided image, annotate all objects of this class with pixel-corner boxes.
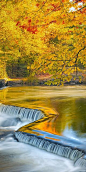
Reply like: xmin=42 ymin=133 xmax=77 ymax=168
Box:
xmin=0 ymin=86 xmax=86 ymax=172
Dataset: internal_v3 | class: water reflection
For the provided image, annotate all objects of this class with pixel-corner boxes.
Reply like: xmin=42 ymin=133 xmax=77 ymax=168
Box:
xmin=0 ymin=86 xmax=86 ymax=140
xmin=50 ymin=98 xmax=86 ymax=138
xmin=0 ymin=86 xmax=86 ymax=172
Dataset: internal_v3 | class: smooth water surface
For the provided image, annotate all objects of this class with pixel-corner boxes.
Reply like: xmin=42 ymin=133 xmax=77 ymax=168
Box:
xmin=0 ymin=86 xmax=86 ymax=172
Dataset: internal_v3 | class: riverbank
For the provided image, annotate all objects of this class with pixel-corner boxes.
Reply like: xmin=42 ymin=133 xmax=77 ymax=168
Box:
xmin=0 ymin=77 xmax=86 ymax=88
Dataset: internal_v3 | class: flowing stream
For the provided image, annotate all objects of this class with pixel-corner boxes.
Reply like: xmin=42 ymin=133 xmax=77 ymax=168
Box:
xmin=0 ymin=86 xmax=86 ymax=172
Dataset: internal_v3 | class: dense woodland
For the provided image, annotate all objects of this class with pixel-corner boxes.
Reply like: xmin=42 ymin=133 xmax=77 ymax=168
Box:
xmin=0 ymin=0 xmax=86 ymax=85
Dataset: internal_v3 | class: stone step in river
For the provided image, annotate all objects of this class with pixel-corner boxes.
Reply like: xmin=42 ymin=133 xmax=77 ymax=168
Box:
xmin=0 ymin=104 xmax=86 ymax=170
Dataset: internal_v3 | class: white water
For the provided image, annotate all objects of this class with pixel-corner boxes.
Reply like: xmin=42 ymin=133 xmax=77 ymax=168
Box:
xmin=0 ymin=111 xmax=84 ymax=172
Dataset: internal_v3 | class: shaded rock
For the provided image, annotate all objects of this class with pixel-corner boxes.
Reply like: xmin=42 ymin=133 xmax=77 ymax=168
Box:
xmin=6 ymin=80 xmax=23 ymax=86
xmin=0 ymin=79 xmax=6 ymax=88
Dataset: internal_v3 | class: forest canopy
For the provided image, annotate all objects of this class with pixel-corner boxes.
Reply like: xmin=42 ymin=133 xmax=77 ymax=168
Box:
xmin=0 ymin=0 xmax=86 ymax=85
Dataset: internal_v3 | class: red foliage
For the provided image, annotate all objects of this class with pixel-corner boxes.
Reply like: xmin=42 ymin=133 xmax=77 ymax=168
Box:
xmin=68 ymin=31 xmax=72 ymax=33
xmin=50 ymin=20 xmax=57 ymax=24
xmin=25 ymin=17 xmax=28 ymax=19
xmin=42 ymin=1 xmax=46 ymax=5
xmin=62 ymin=21 xmax=65 ymax=24
xmin=51 ymin=4 xmax=58 ymax=11
xmin=58 ymin=7 xmax=61 ymax=11
xmin=82 ymin=8 xmax=86 ymax=14
xmin=27 ymin=26 xmax=37 ymax=34
xmin=36 ymin=20 xmax=39 ymax=23
xmin=47 ymin=9 xmax=50 ymax=12
xmin=36 ymin=3 xmax=40 ymax=7
xmin=28 ymin=19 xmax=31 ymax=25
xmin=16 ymin=17 xmax=37 ymax=34
xmin=19 ymin=24 xmax=27 ymax=29
xmin=16 ymin=21 xmax=20 ymax=26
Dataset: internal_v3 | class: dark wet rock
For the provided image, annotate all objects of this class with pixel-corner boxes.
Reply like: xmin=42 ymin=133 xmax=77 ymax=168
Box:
xmin=0 ymin=79 xmax=6 ymax=88
xmin=6 ymin=80 xmax=23 ymax=86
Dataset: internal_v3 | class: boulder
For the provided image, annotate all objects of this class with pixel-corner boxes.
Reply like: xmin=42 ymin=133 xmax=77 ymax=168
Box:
xmin=0 ymin=79 xmax=6 ymax=88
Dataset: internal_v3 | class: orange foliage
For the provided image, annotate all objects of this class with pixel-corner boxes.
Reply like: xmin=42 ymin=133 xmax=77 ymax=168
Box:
xmin=0 ymin=0 xmax=86 ymax=83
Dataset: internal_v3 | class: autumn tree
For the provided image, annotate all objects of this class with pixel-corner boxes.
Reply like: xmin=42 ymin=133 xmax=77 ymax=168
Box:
xmin=0 ymin=0 xmax=47 ymax=78
xmin=0 ymin=0 xmax=86 ymax=84
xmin=30 ymin=0 xmax=86 ymax=85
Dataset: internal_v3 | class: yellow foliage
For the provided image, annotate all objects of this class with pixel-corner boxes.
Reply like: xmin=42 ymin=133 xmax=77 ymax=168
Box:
xmin=0 ymin=0 xmax=86 ymax=83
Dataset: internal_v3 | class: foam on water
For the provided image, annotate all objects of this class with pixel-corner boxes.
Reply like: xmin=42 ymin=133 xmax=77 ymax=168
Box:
xmin=0 ymin=133 xmax=80 ymax=172
xmin=0 ymin=104 xmax=43 ymax=131
xmin=0 ymin=104 xmax=86 ymax=172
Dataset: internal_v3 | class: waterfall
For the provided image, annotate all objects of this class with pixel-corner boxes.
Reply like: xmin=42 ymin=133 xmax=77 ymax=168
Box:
xmin=0 ymin=103 xmax=86 ymax=169
xmin=1 ymin=117 xmax=20 ymax=127
xmin=15 ymin=131 xmax=86 ymax=169
xmin=74 ymin=155 xmax=86 ymax=168
xmin=0 ymin=104 xmax=44 ymax=122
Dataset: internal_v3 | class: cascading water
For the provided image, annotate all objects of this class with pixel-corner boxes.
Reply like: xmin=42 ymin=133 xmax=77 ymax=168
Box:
xmin=0 ymin=104 xmax=44 ymax=122
xmin=0 ymin=103 xmax=86 ymax=171
xmin=15 ymin=132 xmax=85 ymax=161
xmin=15 ymin=130 xmax=86 ymax=169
